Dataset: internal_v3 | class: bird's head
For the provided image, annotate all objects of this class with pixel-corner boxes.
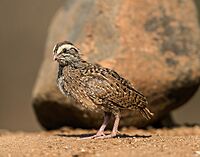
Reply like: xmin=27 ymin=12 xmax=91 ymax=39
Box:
xmin=53 ymin=41 xmax=80 ymax=66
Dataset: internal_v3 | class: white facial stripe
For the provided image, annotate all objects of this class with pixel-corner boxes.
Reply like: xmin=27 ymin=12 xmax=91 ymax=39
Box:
xmin=57 ymin=44 xmax=75 ymax=55
xmin=53 ymin=45 xmax=57 ymax=53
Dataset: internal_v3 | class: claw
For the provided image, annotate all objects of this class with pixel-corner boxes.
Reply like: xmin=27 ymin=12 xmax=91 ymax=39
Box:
xmin=80 ymin=132 xmax=105 ymax=140
xmin=94 ymin=133 xmax=117 ymax=139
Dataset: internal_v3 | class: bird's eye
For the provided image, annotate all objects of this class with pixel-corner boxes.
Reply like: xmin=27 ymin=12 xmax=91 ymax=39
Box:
xmin=63 ymin=48 xmax=67 ymax=53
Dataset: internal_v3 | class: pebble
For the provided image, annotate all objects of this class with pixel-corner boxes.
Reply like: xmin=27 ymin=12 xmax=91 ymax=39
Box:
xmin=195 ymin=151 xmax=200 ymax=156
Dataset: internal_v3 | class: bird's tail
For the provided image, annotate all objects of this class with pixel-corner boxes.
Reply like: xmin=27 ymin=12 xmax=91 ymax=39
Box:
xmin=138 ymin=106 xmax=154 ymax=120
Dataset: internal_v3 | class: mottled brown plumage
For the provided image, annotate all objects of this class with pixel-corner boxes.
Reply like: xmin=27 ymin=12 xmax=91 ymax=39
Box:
xmin=53 ymin=41 xmax=153 ymax=139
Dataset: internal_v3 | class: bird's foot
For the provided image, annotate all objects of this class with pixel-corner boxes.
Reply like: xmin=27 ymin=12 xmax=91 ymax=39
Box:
xmin=94 ymin=132 xmax=117 ymax=139
xmin=81 ymin=131 xmax=105 ymax=140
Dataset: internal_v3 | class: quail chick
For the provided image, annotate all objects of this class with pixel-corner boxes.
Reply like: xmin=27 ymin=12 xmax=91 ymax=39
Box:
xmin=53 ymin=41 xmax=153 ymax=139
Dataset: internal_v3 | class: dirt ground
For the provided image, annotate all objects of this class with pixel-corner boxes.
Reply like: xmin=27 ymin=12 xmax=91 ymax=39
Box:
xmin=0 ymin=126 xmax=200 ymax=157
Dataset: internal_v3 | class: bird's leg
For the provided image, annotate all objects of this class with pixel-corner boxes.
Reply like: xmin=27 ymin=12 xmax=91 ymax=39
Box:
xmin=95 ymin=112 xmax=112 ymax=136
xmin=95 ymin=112 xmax=120 ymax=139
xmin=81 ymin=112 xmax=111 ymax=139
xmin=110 ymin=112 xmax=120 ymax=137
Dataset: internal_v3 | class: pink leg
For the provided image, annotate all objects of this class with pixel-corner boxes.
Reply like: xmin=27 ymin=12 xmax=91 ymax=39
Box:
xmin=81 ymin=112 xmax=111 ymax=139
xmin=95 ymin=112 xmax=120 ymax=139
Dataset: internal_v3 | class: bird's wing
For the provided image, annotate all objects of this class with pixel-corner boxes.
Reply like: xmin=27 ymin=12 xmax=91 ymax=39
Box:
xmin=80 ymin=67 xmax=154 ymax=119
xmin=80 ymin=66 xmax=147 ymax=109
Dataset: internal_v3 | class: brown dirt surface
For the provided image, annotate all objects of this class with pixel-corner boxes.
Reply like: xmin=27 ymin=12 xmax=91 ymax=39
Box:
xmin=0 ymin=126 xmax=200 ymax=157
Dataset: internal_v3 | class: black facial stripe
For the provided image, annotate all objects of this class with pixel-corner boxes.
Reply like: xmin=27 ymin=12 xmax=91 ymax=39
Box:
xmin=70 ymin=47 xmax=78 ymax=52
xmin=58 ymin=41 xmax=73 ymax=47
xmin=60 ymin=47 xmax=78 ymax=56
xmin=68 ymin=48 xmax=79 ymax=57
xmin=54 ymin=41 xmax=74 ymax=53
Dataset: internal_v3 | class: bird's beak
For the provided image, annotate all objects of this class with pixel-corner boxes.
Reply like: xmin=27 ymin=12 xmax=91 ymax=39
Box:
xmin=53 ymin=55 xmax=58 ymax=61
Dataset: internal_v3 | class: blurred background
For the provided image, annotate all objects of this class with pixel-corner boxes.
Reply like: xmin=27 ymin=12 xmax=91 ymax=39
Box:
xmin=0 ymin=0 xmax=199 ymax=131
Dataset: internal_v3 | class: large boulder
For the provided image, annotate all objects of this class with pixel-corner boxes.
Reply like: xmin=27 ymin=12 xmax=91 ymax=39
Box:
xmin=32 ymin=0 xmax=200 ymax=130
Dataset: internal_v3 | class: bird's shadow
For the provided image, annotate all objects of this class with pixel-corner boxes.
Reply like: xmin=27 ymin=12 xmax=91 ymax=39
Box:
xmin=54 ymin=133 xmax=151 ymax=139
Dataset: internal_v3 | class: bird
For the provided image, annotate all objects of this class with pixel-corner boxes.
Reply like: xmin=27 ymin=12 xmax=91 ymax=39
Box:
xmin=53 ymin=41 xmax=153 ymax=139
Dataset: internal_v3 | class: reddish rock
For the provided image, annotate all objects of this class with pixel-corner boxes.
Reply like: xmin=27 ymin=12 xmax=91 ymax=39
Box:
xmin=32 ymin=0 xmax=200 ymax=129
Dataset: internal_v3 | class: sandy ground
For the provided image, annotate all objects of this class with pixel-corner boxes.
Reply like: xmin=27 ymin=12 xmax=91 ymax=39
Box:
xmin=0 ymin=126 xmax=200 ymax=157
